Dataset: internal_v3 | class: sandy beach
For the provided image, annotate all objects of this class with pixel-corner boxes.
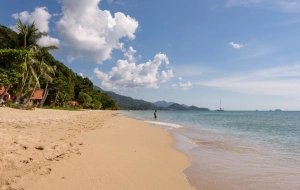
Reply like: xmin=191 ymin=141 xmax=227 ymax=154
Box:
xmin=0 ymin=107 xmax=192 ymax=190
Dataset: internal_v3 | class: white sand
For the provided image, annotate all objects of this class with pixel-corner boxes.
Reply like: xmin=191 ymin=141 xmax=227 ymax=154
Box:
xmin=0 ymin=107 xmax=192 ymax=190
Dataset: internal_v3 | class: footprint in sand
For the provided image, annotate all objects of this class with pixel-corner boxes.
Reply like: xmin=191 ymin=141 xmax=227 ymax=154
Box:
xmin=38 ymin=167 xmax=51 ymax=175
xmin=34 ymin=145 xmax=44 ymax=150
xmin=19 ymin=157 xmax=33 ymax=164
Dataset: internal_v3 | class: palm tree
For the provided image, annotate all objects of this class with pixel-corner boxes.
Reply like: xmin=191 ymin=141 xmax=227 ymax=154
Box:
xmin=12 ymin=19 xmax=58 ymax=103
xmin=15 ymin=19 xmax=47 ymax=49
xmin=23 ymin=56 xmax=55 ymax=105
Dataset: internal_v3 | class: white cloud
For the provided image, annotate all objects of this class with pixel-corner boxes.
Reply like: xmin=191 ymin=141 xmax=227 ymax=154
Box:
xmin=107 ymin=0 xmax=113 ymax=3
xmin=94 ymin=53 xmax=173 ymax=90
xmin=229 ymin=42 xmax=243 ymax=49
xmin=123 ymin=46 xmax=137 ymax=62
xmin=179 ymin=81 xmax=192 ymax=90
xmin=225 ymin=0 xmax=300 ymax=13
xmin=37 ymin=36 xmax=60 ymax=47
xmin=172 ymin=80 xmax=192 ymax=90
xmin=12 ymin=7 xmax=60 ymax=47
xmin=178 ymin=77 xmax=182 ymax=80
xmin=13 ymin=7 xmax=51 ymax=32
xmin=79 ymin=73 xmax=83 ymax=77
xmin=116 ymin=1 xmax=125 ymax=5
xmin=198 ymin=65 xmax=300 ymax=98
xmin=173 ymin=65 xmax=213 ymax=78
xmin=56 ymin=0 xmax=138 ymax=64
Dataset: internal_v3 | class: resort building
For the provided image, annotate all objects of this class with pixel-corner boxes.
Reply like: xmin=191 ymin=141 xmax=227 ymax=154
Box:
xmin=23 ymin=89 xmax=44 ymax=106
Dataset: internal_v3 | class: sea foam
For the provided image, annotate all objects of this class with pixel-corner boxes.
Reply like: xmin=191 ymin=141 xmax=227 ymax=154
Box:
xmin=145 ymin=121 xmax=183 ymax=128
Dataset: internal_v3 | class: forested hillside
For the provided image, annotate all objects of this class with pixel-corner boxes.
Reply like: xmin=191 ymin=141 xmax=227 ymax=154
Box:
xmin=94 ymin=86 xmax=157 ymax=110
xmin=0 ymin=21 xmax=118 ymax=110
xmin=94 ymin=86 xmax=210 ymax=111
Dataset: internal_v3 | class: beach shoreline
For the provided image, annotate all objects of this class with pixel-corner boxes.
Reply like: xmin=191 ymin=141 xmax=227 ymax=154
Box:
xmin=0 ymin=107 xmax=192 ymax=190
xmin=122 ymin=110 xmax=300 ymax=190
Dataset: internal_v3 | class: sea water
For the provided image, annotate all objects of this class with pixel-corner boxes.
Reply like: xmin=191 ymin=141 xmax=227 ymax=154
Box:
xmin=122 ymin=110 xmax=300 ymax=190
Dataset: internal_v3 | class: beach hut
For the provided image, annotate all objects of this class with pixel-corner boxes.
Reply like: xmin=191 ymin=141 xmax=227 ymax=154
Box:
xmin=23 ymin=89 xmax=44 ymax=106
xmin=69 ymin=100 xmax=80 ymax=107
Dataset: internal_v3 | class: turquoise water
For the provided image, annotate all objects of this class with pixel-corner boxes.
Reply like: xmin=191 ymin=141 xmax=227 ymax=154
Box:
xmin=122 ymin=110 xmax=300 ymax=190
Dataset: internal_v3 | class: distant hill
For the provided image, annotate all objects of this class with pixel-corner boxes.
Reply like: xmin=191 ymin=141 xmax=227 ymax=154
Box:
xmin=93 ymin=85 xmax=104 ymax=92
xmin=189 ymin=105 xmax=210 ymax=111
xmin=104 ymin=91 xmax=157 ymax=110
xmin=93 ymin=85 xmax=210 ymax=111
xmin=167 ymin=103 xmax=210 ymax=111
xmin=180 ymin=104 xmax=189 ymax=108
xmin=153 ymin=100 xmax=189 ymax=108
xmin=168 ymin=103 xmax=188 ymax=110
xmin=153 ymin=100 xmax=174 ymax=107
xmin=94 ymin=86 xmax=157 ymax=110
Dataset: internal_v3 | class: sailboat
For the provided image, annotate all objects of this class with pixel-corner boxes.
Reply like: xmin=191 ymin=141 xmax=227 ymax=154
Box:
xmin=216 ymin=99 xmax=224 ymax=111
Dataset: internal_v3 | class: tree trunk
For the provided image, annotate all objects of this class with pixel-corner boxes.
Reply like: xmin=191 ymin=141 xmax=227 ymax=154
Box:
xmin=24 ymin=81 xmax=38 ymax=106
xmin=38 ymin=90 xmax=48 ymax=108
xmin=14 ymin=69 xmax=29 ymax=104
xmin=53 ymin=90 xmax=60 ymax=106
xmin=38 ymin=82 xmax=49 ymax=108
xmin=0 ymin=84 xmax=12 ymax=103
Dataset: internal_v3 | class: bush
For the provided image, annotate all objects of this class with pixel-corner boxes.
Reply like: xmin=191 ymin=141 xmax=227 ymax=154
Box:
xmin=78 ymin=92 xmax=92 ymax=107
xmin=4 ymin=101 xmax=13 ymax=107
xmin=93 ymin=99 xmax=102 ymax=109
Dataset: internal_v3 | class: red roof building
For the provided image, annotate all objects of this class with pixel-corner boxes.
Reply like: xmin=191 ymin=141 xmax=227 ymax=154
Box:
xmin=31 ymin=90 xmax=44 ymax=100
xmin=69 ymin=100 xmax=80 ymax=106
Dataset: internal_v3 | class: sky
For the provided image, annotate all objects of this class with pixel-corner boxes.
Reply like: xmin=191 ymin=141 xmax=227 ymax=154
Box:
xmin=1 ymin=0 xmax=300 ymax=110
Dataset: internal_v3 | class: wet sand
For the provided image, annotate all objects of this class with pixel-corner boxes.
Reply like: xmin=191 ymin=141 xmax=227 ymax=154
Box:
xmin=0 ymin=107 xmax=192 ymax=190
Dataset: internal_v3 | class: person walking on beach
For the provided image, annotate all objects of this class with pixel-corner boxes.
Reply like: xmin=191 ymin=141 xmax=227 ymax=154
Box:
xmin=154 ymin=110 xmax=157 ymax=120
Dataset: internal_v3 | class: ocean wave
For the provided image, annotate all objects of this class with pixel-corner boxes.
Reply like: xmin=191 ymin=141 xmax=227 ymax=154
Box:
xmin=145 ymin=121 xmax=183 ymax=128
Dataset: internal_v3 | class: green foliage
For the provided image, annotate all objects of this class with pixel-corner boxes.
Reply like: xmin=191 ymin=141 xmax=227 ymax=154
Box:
xmin=15 ymin=19 xmax=47 ymax=49
xmin=74 ymin=75 xmax=93 ymax=97
xmin=0 ymin=49 xmax=31 ymax=78
xmin=6 ymin=103 xmax=36 ymax=110
xmin=4 ymin=101 xmax=13 ymax=107
xmin=0 ymin=49 xmax=30 ymax=95
xmin=93 ymin=99 xmax=102 ymax=109
xmin=0 ymin=25 xmax=18 ymax=49
xmin=45 ymin=59 xmax=76 ymax=101
xmin=0 ymin=49 xmax=33 ymax=62
xmin=0 ymin=67 xmax=20 ymax=86
xmin=74 ymin=76 xmax=118 ymax=110
xmin=78 ymin=92 xmax=93 ymax=107
xmin=0 ymin=20 xmax=118 ymax=110
xmin=101 ymin=93 xmax=118 ymax=110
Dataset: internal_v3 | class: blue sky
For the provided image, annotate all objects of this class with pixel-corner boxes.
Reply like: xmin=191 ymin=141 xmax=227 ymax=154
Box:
xmin=1 ymin=0 xmax=300 ymax=110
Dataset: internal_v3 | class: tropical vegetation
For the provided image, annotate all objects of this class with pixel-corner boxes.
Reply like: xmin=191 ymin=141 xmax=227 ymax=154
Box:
xmin=0 ymin=20 xmax=118 ymax=110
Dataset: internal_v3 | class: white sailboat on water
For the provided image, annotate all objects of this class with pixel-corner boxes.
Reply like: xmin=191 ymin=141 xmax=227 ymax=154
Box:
xmin=216 ymin=99 xmax=224 ymax=111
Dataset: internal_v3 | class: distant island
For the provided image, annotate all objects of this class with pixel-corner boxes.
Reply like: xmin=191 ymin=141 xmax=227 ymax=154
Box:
xmin=94 ymin=86 xmax=210 ymax=111
xmin=275 ymin=109 xmax=282 ymax=112
xmin=159 ymin=102 xmax=210 ymax=111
